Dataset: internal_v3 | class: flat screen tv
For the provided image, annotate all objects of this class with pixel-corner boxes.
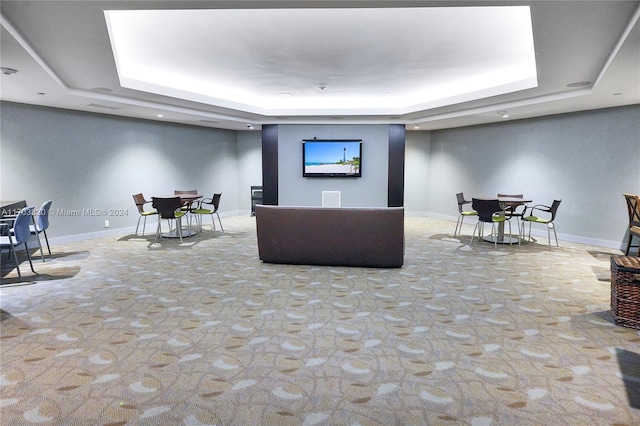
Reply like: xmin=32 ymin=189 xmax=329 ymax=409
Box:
xmin=303 ymin=139 xmax=362 ymax=177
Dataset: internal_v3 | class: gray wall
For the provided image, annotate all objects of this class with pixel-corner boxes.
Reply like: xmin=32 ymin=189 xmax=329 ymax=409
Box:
xmin=0 ymin=102 xmax=251 ymax=241
xmin=236 ymin=130 xmax=263 ymax=206
xmin=2 ymin=101 xmax=638 ymax=249
xmin=424 ymin=105 xmax=640 ymax=248
xmin=404 ymin=130 xmax=431 ymax=214
xmin=277 ymin=125 xmax=389 ymax=207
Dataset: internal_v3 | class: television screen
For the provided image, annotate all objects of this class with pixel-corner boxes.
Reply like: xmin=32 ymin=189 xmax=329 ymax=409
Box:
xmin=303 ymin=140 xmax=362 ymax=177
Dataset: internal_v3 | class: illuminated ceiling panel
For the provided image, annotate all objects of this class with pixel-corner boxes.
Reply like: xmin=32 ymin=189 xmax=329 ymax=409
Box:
xmin=105 ymin=6 xmax=537 ymax=116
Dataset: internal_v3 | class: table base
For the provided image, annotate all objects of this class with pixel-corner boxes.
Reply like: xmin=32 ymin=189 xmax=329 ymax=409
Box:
xmin=161 ymin=228 xmax=197 ymax=238
xmin=483 ymin=235 xmax=521 ymax=244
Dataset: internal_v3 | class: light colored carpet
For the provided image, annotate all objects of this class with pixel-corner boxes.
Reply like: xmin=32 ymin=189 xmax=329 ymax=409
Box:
xmin=1 ymin=216 xmax=639 ymax=425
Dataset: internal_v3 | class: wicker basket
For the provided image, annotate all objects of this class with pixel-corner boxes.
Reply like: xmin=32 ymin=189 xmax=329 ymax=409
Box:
xmin=611 ymin=256 xmax=640 ymax=329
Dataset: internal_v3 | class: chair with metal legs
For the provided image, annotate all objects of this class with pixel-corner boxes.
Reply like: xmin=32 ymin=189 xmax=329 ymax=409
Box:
xmin=174 ymin=190 xmax=198 ymax=229
xmin=29 ymin=200 xmax=52 ymax=261
xmin=521 ymin=200 xmax=562 ymax=247
xmin=133 ymin=193 xmax=157 ymax=236
xmin=470 ymin=198 xmax=514 ymax=248
xmin=498 ymin=193 xmax=525 ymax=235
xmin=192 ymin=193 xmax=224 ymax=235
xmin=623 ymin=193 xmax=640 ymax=255
xmin=152 ymin=197 xmax=187 ymax=243
xmin=454 ymin=192 xmax=477 ymax=236
xmin=1 ymin=206 xmax=37 ymax=281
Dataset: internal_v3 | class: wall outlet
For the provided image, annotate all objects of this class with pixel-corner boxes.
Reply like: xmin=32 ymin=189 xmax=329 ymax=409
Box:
xmin=104 ymin=220 xmax=110 ymax=228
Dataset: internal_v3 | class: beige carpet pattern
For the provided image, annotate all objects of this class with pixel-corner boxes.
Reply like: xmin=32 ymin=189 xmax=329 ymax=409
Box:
xmin=1 ymin=216 xmax=639 ymax=425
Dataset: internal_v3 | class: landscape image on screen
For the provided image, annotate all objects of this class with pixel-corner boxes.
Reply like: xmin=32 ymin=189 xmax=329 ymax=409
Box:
xmin=303 ymin=140 xmax=361 ymax=177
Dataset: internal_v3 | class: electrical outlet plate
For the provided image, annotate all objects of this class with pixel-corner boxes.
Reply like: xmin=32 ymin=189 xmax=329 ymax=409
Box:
xmin=104 ymin=220 xmax=110 ymax=228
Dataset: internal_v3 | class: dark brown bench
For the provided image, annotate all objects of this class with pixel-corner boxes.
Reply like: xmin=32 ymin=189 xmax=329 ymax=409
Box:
xmin=255 ymin=205 xmax=404 ymax=268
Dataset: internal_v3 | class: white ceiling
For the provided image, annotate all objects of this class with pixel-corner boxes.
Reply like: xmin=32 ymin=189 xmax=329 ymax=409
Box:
xmin=105 ymin=7 xmax=538 ymax=115
xmin=1 ymin=1 xmax=639 ymax=132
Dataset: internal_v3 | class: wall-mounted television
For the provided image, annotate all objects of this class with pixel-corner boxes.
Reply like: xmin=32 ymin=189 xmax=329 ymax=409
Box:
xmin=303 ymin=139 xmax=362 ymax=177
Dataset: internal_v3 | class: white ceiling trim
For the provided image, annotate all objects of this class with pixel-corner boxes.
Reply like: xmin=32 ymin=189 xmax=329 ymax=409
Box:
xmin=407 ymin=88 xmax=595 ymax=125
xmin=593 ymin=4 xmax=640 ymax=87
xmin=1 ymin=11 xmax=266 ymax=124
xmin=0 ymin=13 xmax=67 ymax=90
xmin=1 ymin=1 xmax=638 ymax=131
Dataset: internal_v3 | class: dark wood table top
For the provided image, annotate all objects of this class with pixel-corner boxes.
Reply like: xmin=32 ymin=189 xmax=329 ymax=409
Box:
xmin=154 ymin=194 xmax=202 ymax=200
xmin=498 ymin=197 xmax=532 ymax=204
xmin=473 ymin=197 xmax=532 ymax=204
xmin=153 ymin=194 xmax=203 ymax=207
xmin=1 ymin=200 xmax=27 ymax=218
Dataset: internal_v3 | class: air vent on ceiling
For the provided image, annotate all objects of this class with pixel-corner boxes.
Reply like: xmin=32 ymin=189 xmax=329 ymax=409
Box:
xmin=87 ymin=103 xmax=121 ymax=110
xmin=90 ymin=87 xmax=114 ymax=93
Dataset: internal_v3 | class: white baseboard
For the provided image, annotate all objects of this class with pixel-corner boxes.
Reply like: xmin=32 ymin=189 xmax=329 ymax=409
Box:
xmin=5 ymin=210 xmax=625 ymax=252
xmin=414 ymin=211 xmax=626 ymax=251
xmin=46 ymin=210 xmax=246 ymax=246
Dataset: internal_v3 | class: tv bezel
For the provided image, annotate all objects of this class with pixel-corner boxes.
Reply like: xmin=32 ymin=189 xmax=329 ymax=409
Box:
xmin=302 ymin=139 xmax=363 ymax=178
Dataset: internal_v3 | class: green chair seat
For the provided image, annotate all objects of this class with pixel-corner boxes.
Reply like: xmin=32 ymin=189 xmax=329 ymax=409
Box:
xmin=152 ymin=197 xmax=188 ymax=243
xmin=523 ymin=215 xmax=550 ymax=224
xmin=191 ymin=193 xmax=224 ymax=235
xmin=133 ymin=193 xmax=158 ymax=236
xmin=470 ymin=198 xmax=517 ymax=247
xmin=191 ymin=208 xmax=212 ymax=215
xmin=521 ymin=200 xmax=562 ymax=247
xmin=454 ymin=192 xmax=478 ymax=237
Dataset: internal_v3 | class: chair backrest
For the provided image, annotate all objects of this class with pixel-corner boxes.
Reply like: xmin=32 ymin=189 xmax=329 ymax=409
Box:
xmin=456 ymin=192 xmax=470 ymax=205
xmin=152 ymin=197 xmax=183 ymax=219
xmin=456 ymin=192 xmax=470 ymax=213
xmin=624 ymin=193 xmax=640 ymax=228
xmin=472 ymin=198 xmax=502 ymax=223
xmin=548 ymin=199 xmax=562 ymax=221
xmin=13 ymin=206 xmax=35 ymax=244
xmin=35 ymin=200 xmax=52 ymax=232
xmin=133 ymin=193 xmax=147 ymax=214
xmin=211 ymin=193 xmax=222 ymax=211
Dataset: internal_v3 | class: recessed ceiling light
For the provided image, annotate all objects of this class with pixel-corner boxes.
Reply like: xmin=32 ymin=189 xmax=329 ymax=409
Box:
xmin=157 ymin=114 xmax=163 ymax=117
xmin=497 ymin=111 xmax=509 ymax=118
